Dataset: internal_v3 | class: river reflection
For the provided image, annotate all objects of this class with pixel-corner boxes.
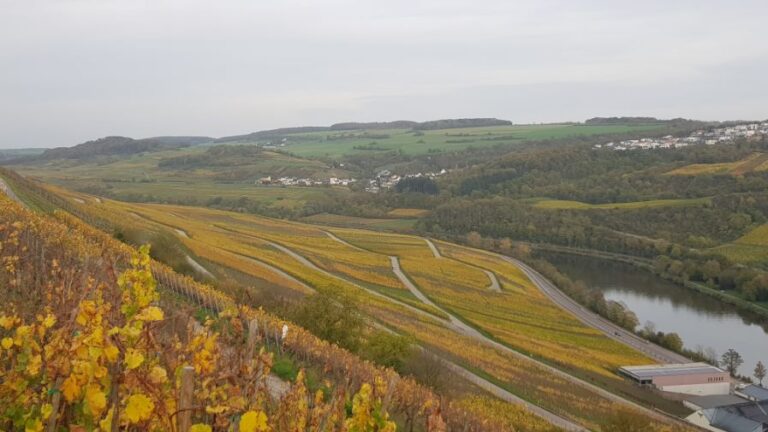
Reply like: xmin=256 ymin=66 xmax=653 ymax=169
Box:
xmin=540 ymin=251 xmax=768 ymax=376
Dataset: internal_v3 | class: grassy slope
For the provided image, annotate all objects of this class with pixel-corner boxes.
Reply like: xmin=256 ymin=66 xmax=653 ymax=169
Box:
xmin=41 ymin=186 xmax=687 ymax=428
xmin=666 ymin=152 xmax=768 ymax=176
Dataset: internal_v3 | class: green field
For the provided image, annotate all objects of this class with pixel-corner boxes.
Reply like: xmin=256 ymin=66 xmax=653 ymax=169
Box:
xmin=229 ymin=124 xmax=666 ymax=158
xmin=531 ymin=197 xmax=712 ymax=210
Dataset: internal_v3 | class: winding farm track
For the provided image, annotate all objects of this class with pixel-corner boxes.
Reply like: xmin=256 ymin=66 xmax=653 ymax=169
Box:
xmin=483 ymin=269 xmax=502 ymax=292
xmin=323 ymin=230 xmax=368 ymax=252
xmin=425 ymin=238 xmax=442 ymax=258
xmin=412 ymin=239 xmax=683 ymax=426
xmin=272 ymin=232 xmax=684 ymax=429
xmin=222 ymin=228 xmax=584 ymax=430
xmin=237 ymin=253 xmax=316 ymax=294
xmin=185 ymin=256 xmax=216 ymax=279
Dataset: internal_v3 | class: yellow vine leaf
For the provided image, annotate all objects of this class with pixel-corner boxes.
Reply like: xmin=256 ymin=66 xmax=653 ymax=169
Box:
xmin=0 ymin=315 xmax=15 ymax=330
xmin=190 ymin=425 xmax=212 ymax=432
xmin=84 ymin=384 xmax=107 ymax=416
xmin=136 ymin=306 xmax=163 ymax=322
xmin=104 ymin=345 xmax=119 ymax=362
xmin=41 ymin=403 xmax=53 ymax=420
xmin=124 ymin=349 xmax=144 ymax=370
xmin=1 ymin=337 xmax=12 ymax=350
xmin=24 ymin=418 xmax=43 ymax=432
xmin=148 ymin=365 xmax=168 ymax=384
xmin=41 ymin=314 xmax=56 ymax=328
xmin=239 ymin=410 xmax=269 ymax=432
xmin=124 ymin=393 xmax=154 ymax=424
xmin=61 ymin=375 xmax=81 ymax=402
xmin=99 ymin=408 xmax=113 ymax=431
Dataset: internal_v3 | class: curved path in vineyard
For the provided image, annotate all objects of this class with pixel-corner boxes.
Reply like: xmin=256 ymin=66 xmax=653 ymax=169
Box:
xmin=221 ymin=226 xmax=584 ymax=430
xmin=279 ymin=231 xmax=681 ymax=429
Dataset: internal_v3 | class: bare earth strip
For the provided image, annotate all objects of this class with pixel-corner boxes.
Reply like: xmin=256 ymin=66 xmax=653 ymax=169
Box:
xmin=185 ymin=256 xmax=216 ymax=280
xmin=323 ymin=230 xmax=369 ymax=252
xmin=483 ymin=269 xmax=502 ymax=292
xmin=425 ymin=238 xmax=443 ymax=258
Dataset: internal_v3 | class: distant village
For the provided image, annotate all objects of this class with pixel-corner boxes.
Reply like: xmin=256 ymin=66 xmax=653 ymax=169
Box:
xmin=258 ymin=176 xmax=357 ymax=187
xmin=257 ymin=169 xmax=448 ymax=192
xmin=364 ymin=169 xmax=447 ymax=193
xmin=595 ymin=122 xmax=768 ymax=151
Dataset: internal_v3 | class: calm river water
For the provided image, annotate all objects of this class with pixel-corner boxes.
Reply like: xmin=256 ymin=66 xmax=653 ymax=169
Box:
xmin=541 ymin=251 xmax=768 ymax=376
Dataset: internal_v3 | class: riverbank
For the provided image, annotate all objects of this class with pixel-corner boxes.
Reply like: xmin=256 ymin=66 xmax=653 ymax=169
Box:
xmin=527 ymin=242 xmax=768 ymax=320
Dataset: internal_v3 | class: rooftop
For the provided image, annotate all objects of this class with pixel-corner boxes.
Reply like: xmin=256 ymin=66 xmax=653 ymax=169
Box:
xmin=738 ymin=384 xmax=768 ymax=401
xmin=620 ymin=363 xmax=726 ymax=379
xmin=686 ymin=394 xmax=747 ymax=410
xmin=706 ymin=399 xmax=768 ymax=430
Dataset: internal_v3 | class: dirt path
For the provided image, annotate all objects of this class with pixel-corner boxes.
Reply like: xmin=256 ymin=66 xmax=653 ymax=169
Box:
xmin=323 ymin=230 xmax=369 ymax=252
xmin=424 ymin=238 xmax=442 ymax=258
xmin=483 ymin=269 xmax=502 ymax=292
xmin=237 ymin=253 xmax=315 ymax=294
xmin=261 ymin=239 xmax=447 ymax=323
xmin=185 ymin=256 xmax=216 ymax=280
xmin=213 ymin=225 xmax=682 ymax=428
xmin=388 ymin=247 xmax=679 ymax=425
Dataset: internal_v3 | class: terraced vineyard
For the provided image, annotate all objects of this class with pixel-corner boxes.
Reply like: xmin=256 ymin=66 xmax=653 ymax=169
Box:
xmin=20 ymin=181 xmax=698 ymax=431
xmin=666 ymin=152 xmax=768 ymax=176
xmin=712 ymin=224 xmax=768 ymax=264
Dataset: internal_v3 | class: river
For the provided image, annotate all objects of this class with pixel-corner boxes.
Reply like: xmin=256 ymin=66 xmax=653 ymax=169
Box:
xmin=541 ymin=251 xmax=768 ymax=377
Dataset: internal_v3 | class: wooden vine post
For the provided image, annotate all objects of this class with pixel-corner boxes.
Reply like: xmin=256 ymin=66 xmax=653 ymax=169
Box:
xmin=178 ymin=365 xmax=195 ymax=432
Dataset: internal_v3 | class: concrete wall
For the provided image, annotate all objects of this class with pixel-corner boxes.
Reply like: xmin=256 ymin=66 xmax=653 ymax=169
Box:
xmin=653 ymin=372 xmax=729 ymax=387
xmin=659 ymin=382 xmax=730 ymax=396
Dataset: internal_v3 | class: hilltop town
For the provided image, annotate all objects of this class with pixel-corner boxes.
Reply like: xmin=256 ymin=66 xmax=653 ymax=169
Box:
xmin=596 ymin=121 xmax=768 ymax=151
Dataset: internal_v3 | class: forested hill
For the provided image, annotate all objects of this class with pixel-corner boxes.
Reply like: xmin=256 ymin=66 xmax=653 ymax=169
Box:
xmin=33 ymin=135 xmax=211 ymax=160
xmin=215 ymin=118 xmax=514 ymax=143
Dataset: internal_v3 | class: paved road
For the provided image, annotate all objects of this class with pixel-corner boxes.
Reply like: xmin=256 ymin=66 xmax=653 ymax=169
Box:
xmin=501 ymin=255 xmax=690 ymax=365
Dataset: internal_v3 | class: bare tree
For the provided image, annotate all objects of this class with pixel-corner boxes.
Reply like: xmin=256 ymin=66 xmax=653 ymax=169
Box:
xmin=755 ymin=361 xmax=766 ymax=386
xmin=721 ymin=349 xmax=744 ymax=377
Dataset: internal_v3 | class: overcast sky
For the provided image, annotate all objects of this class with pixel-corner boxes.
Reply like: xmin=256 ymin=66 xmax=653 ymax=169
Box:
xmin=2 ymin=0 xmax=767 ymax=148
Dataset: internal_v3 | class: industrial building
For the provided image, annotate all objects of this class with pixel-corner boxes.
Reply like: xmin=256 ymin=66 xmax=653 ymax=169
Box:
xmin=619 ymin=363 xmax=730 ymax=396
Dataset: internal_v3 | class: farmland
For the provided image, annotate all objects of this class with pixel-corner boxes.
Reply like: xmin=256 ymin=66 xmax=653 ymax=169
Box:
xmin=30 ymin=183 xmax=697 ymax=430
xmin=713 ymin=224 xmax=768 ymax=264
xmin=531 ymin=197 xmax=712 ymax=210
xmin=228 ymin=123 xmax=667 ymax=158
xmin=666 ymin=152 xmax=768 ymax=176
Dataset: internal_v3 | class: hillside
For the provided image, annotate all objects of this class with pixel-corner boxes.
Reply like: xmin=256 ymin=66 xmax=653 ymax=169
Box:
xmin=666 ymin=152 xmax=768 ymax=176
xmin=0 ymin=171 xmax=546 ymax=431
xmin=0 ymin=169 xmax=700 ymax=431
xmin=35 ymin=135 xmax=212 ymax=160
